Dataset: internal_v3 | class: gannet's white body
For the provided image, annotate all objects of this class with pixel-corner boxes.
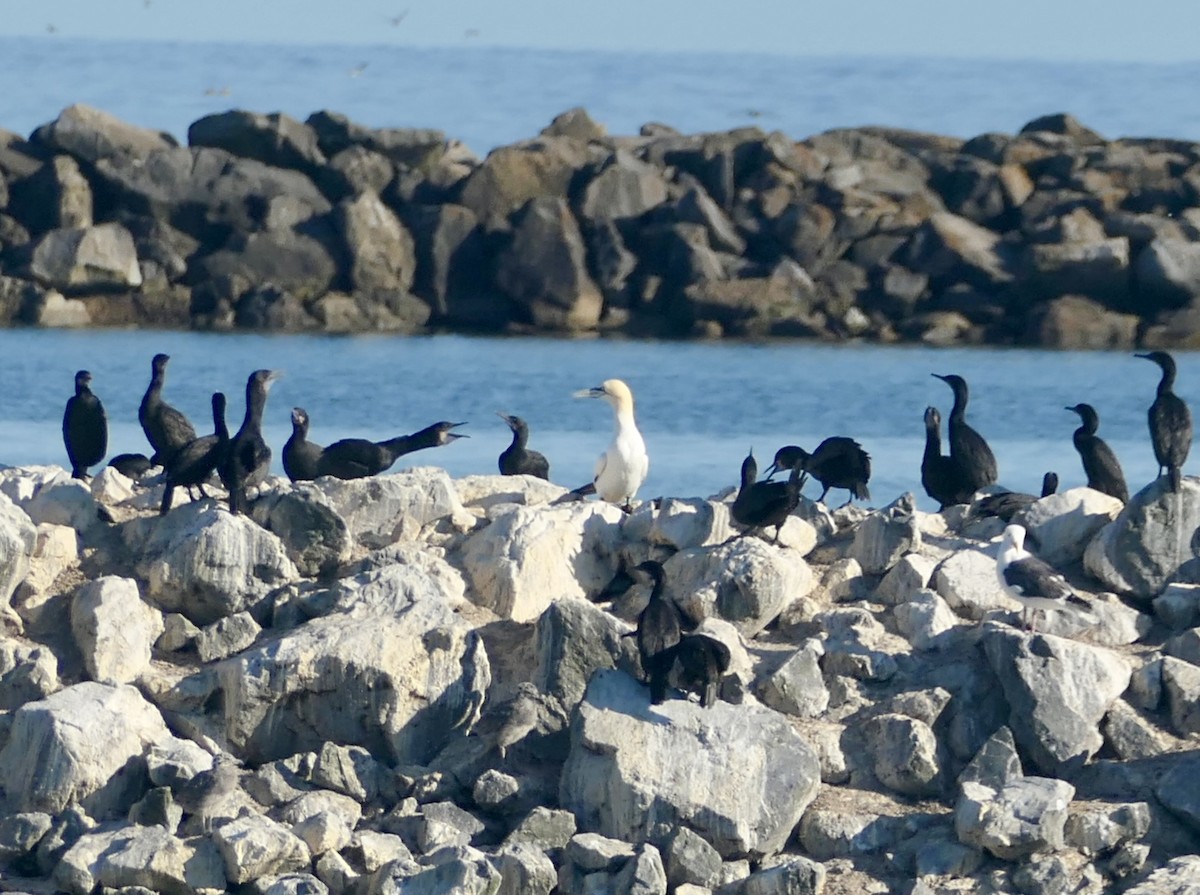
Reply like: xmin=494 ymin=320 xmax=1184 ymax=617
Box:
xmin=574 ymin=378 xmax=649 ymax=509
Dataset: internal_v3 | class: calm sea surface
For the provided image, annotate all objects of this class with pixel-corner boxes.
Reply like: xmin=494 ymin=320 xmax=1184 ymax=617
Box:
xmin=0 ymin=40 xmax=1196 ymax=508
xmin=0 ymin=330 xmax=1187 ymax=510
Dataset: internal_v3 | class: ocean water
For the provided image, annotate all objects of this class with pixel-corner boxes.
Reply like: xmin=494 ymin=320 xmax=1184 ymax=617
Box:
xmin=2 ymin=38 xmax=1200 ymax=152
xmin=2 ymin=329 xmax=1187 ymax=510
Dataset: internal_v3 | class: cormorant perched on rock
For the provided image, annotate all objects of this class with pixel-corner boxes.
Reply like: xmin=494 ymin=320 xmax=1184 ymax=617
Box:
xmin=996 ymin=524 xmax=1094 ymax=630
xmin=932 ymin=373 xmax=998 ymax=491
xmin=315 ymin=420 xmax=467 ymax=480
xmin=108 ymin=453 xmax=153 ymax=481
xmin=219 ymin=370 xmax=278 ymax=514
xmin=161 ymin=393 xmax=229 ymax=515
xmin=764 ymin=437 xmax=871 ymax=507
xmin=1065 ymin=403 xmax=1129 ymax=503
xmin=731 ymin=450 xmax=805 ymax=543
xmin=497 ymin=412 xmax=550 ymax=480
xmin=282 ymin=407 xmax=323 ymax=482
xmin=139 ymin=353 xmax=197 ymax=466
xmin=571 ymin=379 xmax=649 ymax=512
xmin=63 ymin=370 xmax=107 ymax=479
xmin=628 ymin=560 xmax=682 ymax=677
xmin=1137 ymin=351 xmax=1192 ymax=492
xmin=649 ymin=633 xmax=731 ymax=707
xmin=973 ymin=472 xmax=1058 ymax=523
xmin=921 ymin=406 xmax=975 ymax=509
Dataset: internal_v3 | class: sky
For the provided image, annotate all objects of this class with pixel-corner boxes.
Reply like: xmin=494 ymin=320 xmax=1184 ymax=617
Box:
xmin=3 ymin=0 xmax=1200 ymax=63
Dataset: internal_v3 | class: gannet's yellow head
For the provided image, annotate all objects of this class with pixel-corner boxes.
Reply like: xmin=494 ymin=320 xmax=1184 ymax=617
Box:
xmin=573 ymin=379 xmax=635 ymax=413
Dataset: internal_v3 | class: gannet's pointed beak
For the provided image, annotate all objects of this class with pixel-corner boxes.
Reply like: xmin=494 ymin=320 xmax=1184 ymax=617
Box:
xmin=573 ymin=386 xmax=605 ymax=399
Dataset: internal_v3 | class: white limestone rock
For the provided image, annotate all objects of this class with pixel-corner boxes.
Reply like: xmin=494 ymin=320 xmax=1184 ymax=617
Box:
xmin=14 ymin=523 xmax=78 ymax=611
xmin=0 ymin=491 xmax=37 ymax=627
xmin=1021 ymin=486 xmax=1123 ymax=566
xmin=849 ymin=493 xmax=921 ymax=574
xmin=460 ymin=502 xmax=624 ymax=622
xmin=93 ymin=823 xmax=226 ymax=894
xmin=316 ymin=467 xmax=469 ymax=549
xmin=70 ymin=575 xmax=163 ymax=684
xmin=0 ymin=681 xmax=170 ymax=817
xmin=560 ymin=670 xmax=821 ymax=859
xmin=874 ymin=553 xmax=937 ymax=604
xmin=893 ymin=589 xmax=959 ymax=650
xmin=649 ymin=497 xmax=737 ymax=550
xmin=955 ymin=777 xmax=1074 ymax=860
xmin=934 ymin=547 xmax=1010 ymax=620
xmin=454 ymin=473 xmax=568 ymax=511
xmin=214 ymin=813 xmax=312 ymax=885
xmin=282 ymin=790 xmax=362 ymax=855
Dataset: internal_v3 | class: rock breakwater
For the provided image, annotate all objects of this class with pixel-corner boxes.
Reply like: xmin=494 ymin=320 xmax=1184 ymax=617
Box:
xmin=2 ymin=104 xmax=1200 ymax=345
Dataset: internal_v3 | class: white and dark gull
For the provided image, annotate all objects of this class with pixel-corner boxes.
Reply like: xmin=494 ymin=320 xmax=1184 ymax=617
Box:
xmin=995 ymin=524 xmax=1093 ymax=630
xmin=572 ymin=378 xmax=649 ymax=512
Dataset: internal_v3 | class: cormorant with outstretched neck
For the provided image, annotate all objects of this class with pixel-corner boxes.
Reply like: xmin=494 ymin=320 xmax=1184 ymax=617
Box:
xmin=731 ymin=450 xmax=805 ymax=543
xmin=921 ymin=406 xmax=975 ymax=509
xmin=627 ymin=560 xmax=681 ymax=679
xmin=219 ymin=370 xmax=278 ymax=514
xmin=1137 ymin=350 xmax=1192 ymax=491
xmin=1066 ymin=403 xmax=1129 ymax=502
xmin=161 ymin=393 xmax=229 ymax=515
xmin=282 ymin=407 xmax=323 ymax=482
xmin=569 ymin=379 xmax=648 ymax=511
xmin=973 ymin=472 xmax=1058 ymax=523
xmin=932 ymin=373 xmax=998 ymax=491
xmin=63 ymin=370 xmax=107 ymax=479
xmin=497 ymin=413 xmax=550 ymax=480
xmin=316 ymin=420 xmax=467 ymax=480
xmin=764 ymin=437 xmax=870 ymax=507
xmin=139 ymin=353 xmax=197 ymax=466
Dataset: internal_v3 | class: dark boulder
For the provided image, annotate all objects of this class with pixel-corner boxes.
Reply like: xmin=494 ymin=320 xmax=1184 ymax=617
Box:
xmin=188 ymin=110 xmax=326 ymax=177
xmin=334 ymin=192 xmax=416 ymax=293
xmin=30 ymin=103 xmax=175 ymax=164
xmin=408 ymin=203 xmax=511 ymax=327
xmin=191 ymin=229 xmax=338 ymax=302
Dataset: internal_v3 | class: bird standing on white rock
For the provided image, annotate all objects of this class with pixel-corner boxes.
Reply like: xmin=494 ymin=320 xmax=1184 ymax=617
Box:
xmin=572 ymin=378 xmax=649 ymax=512
xmin=995 ymin=524 xmax=1093 ymax=630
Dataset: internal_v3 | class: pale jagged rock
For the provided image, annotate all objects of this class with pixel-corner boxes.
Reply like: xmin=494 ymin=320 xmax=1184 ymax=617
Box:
xmin=893 ymin=589 xmax=959 ymax=650
xmin=453 ymin=474 xmax=567 ymax=511
xmin=373 ymin=845 xmax=499 ymax=894
xmin=663 ymin=537 xmax=813 ymax=636
xmin=461 ymin=502 xmax=624 ymax=622
xmin=282 ymin=790 xmax=362 ymax=855
xmin=14 ymin=523 xmax=78 ymax=613
xmin=1083 ymin=477 xmax=1200 ymax=599
xmin=54 ymin=826 xmax=141 ymax=895
xmin=157 ymin=612 xmax=200 ymax=652
xmin=1063 ymin=801 xmax=1150 ymax=856
xmin=755 ymin=639 xmax=828 ymax=718
xmin=260 ymin=872 xmax=330 ymax=895
xmin=0 ymin=681 xmax=170 ymax=817
xmin=797 ymin=808 xmax=915 ymax=861
xmin=70 ymin=576 xmax=163 ymax=684
xmin=560 ymin=670 xmax=820 ymax=859
xmin=214 ymin=813 xmax=311 ymax=885
xmin=1128 ymin=657 xmax=1162 ymax=711
xmin=818 ymin=607 xmax=903 ymax=682
xmin=195 ymin=610 xmax=261 ymax=662
xmin=494 ymin=842 xmax=556 ymax=895
xmin=955 ymin=777 xmax=1074 ymax=860
xmin=503 ymin=806 xmax=576 ymax=853
xmin=796 ymin=721 xmax=850 ymax=784
xmin=1154 ymin=583 xmax=1200 ymax=630
xmin=29 ymin=222 xmax=143 ymax=290
xmin=35 ymin=103 xmax=175 ymax=162
xmin=874 ymin=553 xmax=937 ymax=604
xmin=1123 ymin=856 xmax=1200 ymax=894
xmin=913 ymin=836 xmax=983 ymax=878
xmin=0 ymin=634 xmax=59 ymax=708
xmin=219 ymin=584 xmax=486 ymax=764
xmin=91 ymin=823 xmax=227 ymax=894
xmin=90 ymin=465 xmax=136 ymax=504
xmin=1161 ymin=656 xmax=1200 ymax=736
xmin=535 ymin=597 xmax=636 ymax=709
xmin=333 ymin=548 xmax=469 ymax=612
xmin=565 ymin=831 xmax=635 ymax=872
xmin=612 ymin=842 xmax=668 ymax=894
xmin=123 ymin=502 xmax=298 ymax=626
xmin=1156 ymin=755 xmax=1200 ymax=835
xmin=1020 ymin=486 xmax=1123 ymax=566
xmin=354 ymin=830 xmax=413 ymax=872
xmin=416 ymin=801 xmax=485 ymax=853
xmin=20 ymin=476 xmax=99 ymax=533
xmin=864 ymin=713 xmax=942 ymax=796
xmin=662 ymin=825 xmax=722 ymax=889
xmin=736 ymin=855 xmax=826 ymax=895
xmin=0 ymin=491 xmax=38 ymax=626
xmin=316 ymin=467 xmax=469 ymax=549
xmin=34 ymin=804 xmax=94 ymax=878
xmin=821 ymin=557 xmax=869 ymax=603
xmin=1165 ymin=626 xmax=1200 ymax=666
xmin=145 ymin=738 xmax=214 ymax=789
xmin=316 ymin=851 xmax=358 ymax=894
xmin=0 ymin=811 xmax=54 ymax=863
xmin=957 ymin=726 xmax=1022 ymax=791
xmin=1103 ymin=698 xmax=1172 ymax=760
xmin=251 ymin=485 xmax=352 ymax=577
xmin=934 ymin=547 xmax=1010 ymax=619
xmin=311 ymin=742 xmax=386 ymax=803
xmin=472 ymin=769 xmax=519 ymax=812
xmin=648 ymin=497 xmax=738 ymax=549
xmin=849 ymin=494 xmax=921 ymax=574
xmin=982 ymin=625 xmax=1131 ymax=775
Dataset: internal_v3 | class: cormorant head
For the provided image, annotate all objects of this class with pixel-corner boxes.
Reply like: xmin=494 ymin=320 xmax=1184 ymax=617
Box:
xmin=765 ymin=444 xmax=807 ymax=479
xmin=631 ymin=559 xmax=666 ymax=585
xmin=433 ymin=421 xmax=469 ymax=444
xmin=923 ymin=406 xmax=942 ymax=429
xmin=151 ymin=353 xmax=170 ymax=375
xmin=290 ymin=407 xmax=308 ymax=430
xmin=74 ymin=370 xmax=92 ymax=391
xmin=1065 ymin=403 xmax=1099 ymax=431
xmin=1135 ymin=351 xmax=1175 ymax=373
xmin=1041 ymin=471 xmax=1059 ymax=497
xmin=739 ymin=449 xmax=758 ymax=486
xmin=211 ymin=392 xmax=226 ymax=419
xmin=495 ymin=412 xmax=527 ymax=435
xmin=249 ymin=369 xmax=280 ymax=392
xmin=932 ymin=373 xmax=968 ymax=398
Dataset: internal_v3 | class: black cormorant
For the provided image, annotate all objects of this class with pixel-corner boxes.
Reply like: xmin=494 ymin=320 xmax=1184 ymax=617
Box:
xmin=497 ymin=413 xmax=550 ymax=480
xmin=315 ymin=421 xmax=467 ymax=480
xmin=932 ymin=373 xmax=998 ymax=491
xmin=219 ymin=370 xmax=277 ymax=514
xmin=282 ymin=407 xmax=323 ymax=482
xmin=1065 ymin=403 xmax=1129 ymax=503
xmin=628 ymin=560 xmax=682 ymax=678
xmin=161 ymin=393 xmax=229 ymax=515
xmin=973 ymin=472 xmax=1058 ymax=523
xmin=996 ymin=524 xmax=1093 ymax=630
xmin=63 ymin=370 xmax=107 ymax=479
xmin=108 ymin=453 xmax=153 ymax=481
xmin=649 ymin=633 xmax=731 ymax=707
xmin=139 ymin=353 xmax=197 ymax=466
xmin=730 ymin=450 xmax=805 ymax=543
xmin=921 ymin=406 xmax=976 ymax=509
xmin=764 ymin=437 xmax=870 ymax=506
xmin=1136 ymin=350 xmax=1192 ymax=491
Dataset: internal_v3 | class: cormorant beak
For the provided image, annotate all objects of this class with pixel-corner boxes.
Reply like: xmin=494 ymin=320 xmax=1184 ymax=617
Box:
xmin=494 ymin=411 xmax=516 ymax=429
xmin=446 ymin=422 xmax=469 ymax=441
xmin=573 ymin=386 xmax=605 ymax=399
xmin=931 ymin=373 xmax=948 ymax=383
xmin=1134 ymin=353 xmax=1150 ymax=360
xmin=763 ymin=462 xmax=779 ymax=480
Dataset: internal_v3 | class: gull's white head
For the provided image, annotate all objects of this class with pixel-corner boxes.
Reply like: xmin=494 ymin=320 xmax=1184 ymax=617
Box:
xmin=1001 ymin=524 xmax=1026 ymax=554
xmin=573 ymin=379 xmax=635 ymax=412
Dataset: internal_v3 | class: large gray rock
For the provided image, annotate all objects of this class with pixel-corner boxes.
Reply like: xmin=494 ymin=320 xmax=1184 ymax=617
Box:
xmin=218 ymin=571 xmax=487 ymax=764
xmin=1084 ymin=477 xmax=1200 ymax=599
xmin=1161 ymin=656 xmax=1200 ymax=736
xmin=1155 ymin=755 xmax=1200 ymax=834
xmin=663 ymin=538 xmax=813 ymax=636
xmin=903 ymin=210 xmax=1016 ymax=288
xmin=560 ymin=670 xmax=820 ymax=859
xmin=577 ymin=150 xmax=669 ymax=221
xmin=863 ymin=713 xmax=942 ymax=796
xmin=316 ymin=468 xmax=467 ymax=551
xmin=214 ymin=812 xmax=312 ymax=885
xmin=0 ymin=492 xmax=37 ymax=625
xmin=29 ymin=223 xmax=142 ymax=291
xmin=0 ymin=634 xmax=59 ymax=708
xmin=1123 ymin=856 xmax=1200 ymax=895
xmin=0 ymin=682 xmax=170 ymax=817
xmin=754 ymin=640 xmax=828 ymax=718
xmin=955 ymin=777 xmax=1074 ymax=860
xmin=122 ymin=502 xmax=298 ymax=626
xmin=535 ymin=597 xmax=635 ymax=709
xmin=197 ymin=228 xmax=338 ymax=303
xmin=982 ymin=625 xmax=1131 ymax=775
xmin=70 ymin=576 xmax=164 ymax=684
xmin=737 ymin=856 xmax=826 ymax=895
xmin=188 ymin=110 xmax=326 ymax=175
xmin=1020 ymin=486 xmax=1123 ymax=565
xmin=251 ymin=485 xmax=351 ymax=578
xmin=335 ymin=191 xmax=416 ymax=293
xmin=934 ymin=548 xmax=1010 ymax=619
xmin=408 ymin=203 xmax=505 ymax=327
xmin=461 ymin=502 xmax=624 ymax=622
xmin=848 ymin=494 xmax=920 ymax=574
xmin=457 ymin=138 xmax=591 ymax=224
xmin=33 ymin=103 xmax=175 ymax=163
xmin=90 ymin=823 xmax=226 ymax=894
xmin=648 ymin=497 xmax=738 ymax=550
xmin=1134 ymin=238 xmax=1200 ymax=311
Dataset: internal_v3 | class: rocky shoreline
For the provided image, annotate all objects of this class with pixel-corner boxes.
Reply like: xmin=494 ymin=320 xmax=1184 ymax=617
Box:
xmin=2 ymin=104 xmax=1200 ymax=345
xmin=0 ymin=461 xmax=1197 ymax=894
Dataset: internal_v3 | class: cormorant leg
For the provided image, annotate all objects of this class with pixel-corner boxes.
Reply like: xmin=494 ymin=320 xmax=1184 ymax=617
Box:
xmin=818 ymin=485 xmax=831 ymax=503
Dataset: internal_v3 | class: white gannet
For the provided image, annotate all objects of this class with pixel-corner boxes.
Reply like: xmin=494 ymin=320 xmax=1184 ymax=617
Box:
xmin=995 ymin=524 xmax=1093 ymax=630
xmin=573 ymin=378 xmax=649 ymax=512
